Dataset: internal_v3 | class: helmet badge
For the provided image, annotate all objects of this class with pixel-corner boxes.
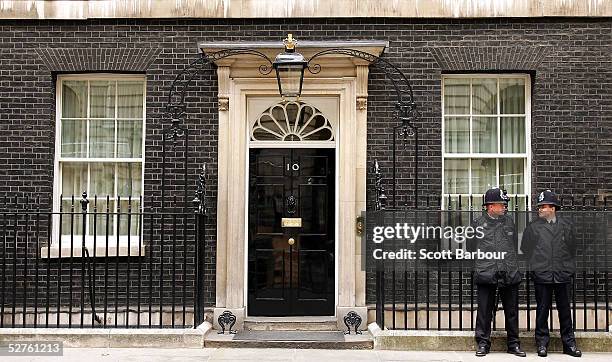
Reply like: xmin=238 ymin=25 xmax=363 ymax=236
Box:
xmin=500 ymin=189 xmax=509 ymax=201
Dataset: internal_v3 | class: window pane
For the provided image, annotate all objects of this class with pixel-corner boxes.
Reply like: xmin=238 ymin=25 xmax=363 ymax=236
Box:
xmin=119 ymin=200 xmax=141 ymax=237
xmin=61 ymin=199 xmax=84 ymax=236
xmin=500 ymin=78 xmax=525 ymax=114
xmin=444 ymin=116 xmax=469 ymax=153
xmin=472 ymin=78 xmax=497 ymax=115
xmin=444 ymin=195 xmax=471 ymax=211
xmin=506 ymin=196 xmax=528 ymax=241
xmin=117 ymin=120 xmax=143 ymax=158
xmin=302 ymin=115 xmax=332 ymax=141
xmin=61 ymin=163 xmax=87 ymax=197
xmin=62 ymin=81 xmax=87 ymax=118
xmin=276 ymin=65 xmax=304 ymax=97
xmin=253 ymin=110 xmax=286 ymax=140
xmin=90 ymin=163 xmax=115 ymax=197
xmin=285 ymin=102 xmax=299 ymax=124
xmin=117 ymin=81 xmax=144 ymax=118
xmin=89 ymin=119 xmax=115 ymax=158
xmin=471 ymin=158 xmax=496 ymax=194
xmin=89 ymin=199 xmax=115 ymax=237
xmin=117 ymin=163 xmax=142 ymax=197
xmin=501 ymin=117 xmax=526 ymax=153
xmin=442 ymin=196 xmax=470 ymax=235
xmin=444 ymin=78 xmax=470 ymax=115
xmin=471 ymin=195 xmax=483 ymax=210
xmin=444 ymin=159 xmax=469 ymax=194
xmin=506 ymin=195 xmax=527 ymax=211
xmin=499 ymin=158 xmax=525 ymax=194
xmin=295 ymin=104 xmax=314 ymax=133
xmin=61 ymin=119 xmax=87 ymax=157
xmin=90 ymin=81 xmax=115 ymax=118
xmin=472 ymin=117 xmax=497 ymax=153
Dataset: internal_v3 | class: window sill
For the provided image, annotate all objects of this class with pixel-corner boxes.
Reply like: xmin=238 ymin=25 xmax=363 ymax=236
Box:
xmin=40 ymin=245 xmax=147 ymax=258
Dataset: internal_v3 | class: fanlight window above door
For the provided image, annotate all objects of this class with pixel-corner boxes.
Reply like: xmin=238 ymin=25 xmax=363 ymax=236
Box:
xmin=251 ymin=101 xmax=334 ymax=142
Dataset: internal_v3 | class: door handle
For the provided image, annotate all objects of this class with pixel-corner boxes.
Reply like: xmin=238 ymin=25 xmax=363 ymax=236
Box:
xmin=288 ymin=237 xmax=295 ymax=246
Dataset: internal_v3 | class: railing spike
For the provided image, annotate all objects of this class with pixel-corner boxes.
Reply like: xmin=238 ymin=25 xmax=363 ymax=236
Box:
xmin=80 ymin=192 xmax=89 ymax=213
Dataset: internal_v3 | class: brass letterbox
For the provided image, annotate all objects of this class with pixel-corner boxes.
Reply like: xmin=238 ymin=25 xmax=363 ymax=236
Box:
xmin=281 ymin=217 xmax=302 ymax=228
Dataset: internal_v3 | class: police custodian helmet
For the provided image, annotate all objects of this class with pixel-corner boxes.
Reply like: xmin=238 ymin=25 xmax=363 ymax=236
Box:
xmin=536 ymin=189 xmax=562 ymax=209
xmin=482 ymin=187 xmax=510 ymax=206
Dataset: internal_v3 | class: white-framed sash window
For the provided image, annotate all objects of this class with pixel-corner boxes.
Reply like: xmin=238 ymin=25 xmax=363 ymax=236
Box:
xmin=53 ymin=74 xmax=146 ymax=248
xmin=442 ymin=74 xmax=531 ymax=211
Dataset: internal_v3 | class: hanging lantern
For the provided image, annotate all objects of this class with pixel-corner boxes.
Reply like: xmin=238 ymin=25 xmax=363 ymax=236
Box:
xmin=273 ymin=34 xmax=307 ymax=98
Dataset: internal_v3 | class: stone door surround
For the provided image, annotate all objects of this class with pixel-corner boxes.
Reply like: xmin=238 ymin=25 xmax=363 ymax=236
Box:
xmin=199 ymin=40 xmax=386 ymax=330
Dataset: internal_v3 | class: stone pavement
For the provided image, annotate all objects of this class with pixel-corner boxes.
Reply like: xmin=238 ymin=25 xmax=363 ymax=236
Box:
xmin=3 ymin=348 xmax=612 ymax=362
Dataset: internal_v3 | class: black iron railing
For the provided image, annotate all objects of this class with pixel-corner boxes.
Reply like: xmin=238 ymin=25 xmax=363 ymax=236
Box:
xmin=371 ymin=195 xmax=612 ymax=332
xmin=0 ymin=193 xmax=208 ymax=329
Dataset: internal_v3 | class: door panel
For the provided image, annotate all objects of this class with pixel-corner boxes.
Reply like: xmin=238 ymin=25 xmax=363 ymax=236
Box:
xmin=248 ymin=148 xmax=335 ymax=316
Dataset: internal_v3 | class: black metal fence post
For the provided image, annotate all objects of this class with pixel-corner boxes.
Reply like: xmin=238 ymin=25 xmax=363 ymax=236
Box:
xmin=373 ymin=160 xmax=387 ymax=329
xmin=605 ymin=197 xmax=610 ymax=331
xmin=193 ymin=164 xmax=207 ymax=327
xmin=79 ymin=192 xmax=88 ymax=328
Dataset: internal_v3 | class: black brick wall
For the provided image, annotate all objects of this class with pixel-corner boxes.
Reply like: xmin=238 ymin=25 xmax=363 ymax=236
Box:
xmin=0 ymin=17 xmax=610 ymax=313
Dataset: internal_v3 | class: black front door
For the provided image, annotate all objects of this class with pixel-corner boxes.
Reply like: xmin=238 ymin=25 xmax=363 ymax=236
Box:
xmin=248 ymin=148 xmax=335 ymax=316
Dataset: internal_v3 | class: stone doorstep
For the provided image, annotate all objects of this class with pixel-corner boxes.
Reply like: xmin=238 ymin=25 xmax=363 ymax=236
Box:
xmin=243 ymin=316 xmax=338 ymax=331
xmin=368 ymin=323 xmax=612 ymax=352
xmin=0 ymin=322 xmax=212 ymax=348
xmin=204 ymin=330 xmax=374 ymax=349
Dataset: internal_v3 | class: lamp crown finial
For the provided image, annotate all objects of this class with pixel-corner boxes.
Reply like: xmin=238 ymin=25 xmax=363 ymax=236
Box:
xmin=284 ymin=33 xmax=297 ymax=52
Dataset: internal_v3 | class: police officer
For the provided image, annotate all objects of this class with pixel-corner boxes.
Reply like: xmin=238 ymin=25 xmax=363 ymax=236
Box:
xmin=469 ymin=188 xmax=525 ymax=357
xmin=520 ymin=190 xmax=582 ymax=357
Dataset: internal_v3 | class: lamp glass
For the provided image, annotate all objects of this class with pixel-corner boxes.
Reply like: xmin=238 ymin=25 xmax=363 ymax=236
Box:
xmin=276 ymin=64 xmax=304 ymax=98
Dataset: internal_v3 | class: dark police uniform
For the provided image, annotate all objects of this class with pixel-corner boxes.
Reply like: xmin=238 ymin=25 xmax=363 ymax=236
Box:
xmin=520 ymin=190 xmax=580 ymax=357
xmin=468 ymin=188 xmax=523 ymax=356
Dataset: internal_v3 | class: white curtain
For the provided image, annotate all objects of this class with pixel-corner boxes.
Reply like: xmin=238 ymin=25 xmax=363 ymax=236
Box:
xmin=444 ymin=159 xmax=469 ymax=194
xmin=444 ymin=78 xmax=469 ymax=115
xmin=117 ymin=121 xmax=143 ymax=158
xmin=90 ymin=163 xmax=115 ymax=196
xmin=500 ymin=78 xmax=525 ymax=114
xmin=117 ymin=163 xmax=142 ymax=197
xmin=444 ymin=117 xmax=469 ymax=153
xmin=62 ymin=81 xmax=87 ymax=118
xmin=61 ymin=163 xmax=87 ymax=197
xmin=60 ymin=163 xmax=87 ymax=235
xmin=472 ymin=78 xmax=497 ymax=115
xmin=115 ymin=82 xmax=143 ymax=235
xmin=500 ymin=158 xmax=525 ymax=194
xmin=499 ymin=78 xmax=526 ymax=153
xmin=89 ymin=119 xmax=115 ymax=157
xmin=471 ymin=158 xmax=496 ymax=193
xmin=501 ymin=117 xmax=526 ymax=153
xmin=90 ymin=81 xmax=115 ymax=118
xmin=472 ymin=117 xmax=497 ymax=153
xmin=117 ymin=81 xmax=144 ymax=118
xmin=117 ymin=82 xmax=144 ymax=157
xmin=61 ymin=119 xmax=87 ymax=157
